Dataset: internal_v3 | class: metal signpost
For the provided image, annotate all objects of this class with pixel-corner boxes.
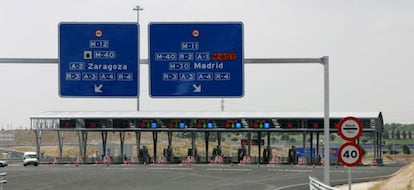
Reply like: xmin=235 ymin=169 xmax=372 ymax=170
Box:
xmin=59 ymin=23 xmax=139 ymax=97
xmin=149 ymin=22 xmax=244 ymax=97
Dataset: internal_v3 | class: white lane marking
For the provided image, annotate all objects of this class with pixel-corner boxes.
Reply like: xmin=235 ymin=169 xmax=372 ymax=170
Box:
xmin=207 ymin=168 xmax=252 ymax=172
xmin=147 ymin=167 xmax=193 ymax=171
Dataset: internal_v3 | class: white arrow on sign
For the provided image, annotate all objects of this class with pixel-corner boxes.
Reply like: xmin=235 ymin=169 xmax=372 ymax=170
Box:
xmin=192 ymin=84 xmax=201 ymax=92
xmin=94 ymin=84 xmax=103 ymax=93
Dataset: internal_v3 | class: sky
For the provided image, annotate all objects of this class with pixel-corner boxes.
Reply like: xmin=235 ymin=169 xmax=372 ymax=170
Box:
xmin=1 ymin=0 xmax=414 ymax=129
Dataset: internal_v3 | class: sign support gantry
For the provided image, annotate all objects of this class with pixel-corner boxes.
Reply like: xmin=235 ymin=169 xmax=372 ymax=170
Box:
xmin=0 ymin=56 xmax=330 ymax=184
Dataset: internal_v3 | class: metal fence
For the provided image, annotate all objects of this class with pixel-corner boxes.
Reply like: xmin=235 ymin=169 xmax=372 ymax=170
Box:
xmin=0 ymin=172 xmax=6 ymax=190
xmin=309 ymin=176 xmax=338 ymax=190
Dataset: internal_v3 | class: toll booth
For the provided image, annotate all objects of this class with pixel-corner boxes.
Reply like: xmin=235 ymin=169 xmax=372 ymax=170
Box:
xmin=139 ymin=146 xmax=150 ymax=164
xmin=163 ymin=145 xmax=173 ymax=163
xmin=29 ymin=111 xmax=383 ymax=166
xmin=288 ymin=146 xmax=298 ymax=164
xmin=237 ymin=145 xmax=247 ymax=163
xmin=263 ymin=145 xmax=272 ymax=164
xmin=187 ymin=148 xmax=199 ymax=163
xmin=212 ymin=145 xmax=222 ymax=157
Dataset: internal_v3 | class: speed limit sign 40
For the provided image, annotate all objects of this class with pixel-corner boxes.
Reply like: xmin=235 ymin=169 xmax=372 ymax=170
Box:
xmin=338 ymin=142 xmax=363 ymax=167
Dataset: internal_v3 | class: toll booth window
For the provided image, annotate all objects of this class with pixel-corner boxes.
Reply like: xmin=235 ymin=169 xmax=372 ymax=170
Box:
xmin=278 ymin=120 xmax=299 ymax=128
xmin=85 ymin=119 xmax=104 ymax=128
xmin=330 ymin=119 xmax=341 ymax=129
xmin=224 ymin=119 xmax=241 ymax=128
xmin=196 ymin=120 xmax=214 ymax=129
xmin=141 ymin=120 xmax=157 ymax=128
xmin=59 ymin=119 xmax=76 ymax=128
xmin=306 ymin=120 xmax=323 ymax=129
xmin=252 ymin=120 xmax=271 ymax=129
xmin=168 ymin=120 xmax=186 ymax=129
xmin=113 ymin=119 xmax=132 ymax=128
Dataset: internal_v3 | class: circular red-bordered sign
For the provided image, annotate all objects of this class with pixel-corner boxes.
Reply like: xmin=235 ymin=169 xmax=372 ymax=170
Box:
xmin=338 ymin=116 xmax=363 ymax=141
xmin=192 ymin=29 xmax=200 ymax=38
xmin=338 ymin=142 xmax=363 ymax=167
xmin=95 ymin=29 xmax=103 ymax=38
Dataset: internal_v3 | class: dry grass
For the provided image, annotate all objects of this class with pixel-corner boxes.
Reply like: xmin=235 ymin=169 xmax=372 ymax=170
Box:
xmin=367 ymin=160 xmax=414 ymax=190
xmin=2 ymin=130 xmax=291 ymax=158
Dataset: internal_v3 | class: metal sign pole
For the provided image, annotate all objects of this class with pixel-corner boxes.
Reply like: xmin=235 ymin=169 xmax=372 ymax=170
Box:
xmin=133 ymin=5 xmax=143 ymax=111
xmin=323 ymin=56 xmax=330 ymax=185
xmin=348 ymin=167 xmax=352 ymax=190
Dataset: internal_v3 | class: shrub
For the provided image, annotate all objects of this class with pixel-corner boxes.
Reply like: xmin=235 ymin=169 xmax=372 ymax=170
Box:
xmin=402 ymin=144 xmax=411 ymax=154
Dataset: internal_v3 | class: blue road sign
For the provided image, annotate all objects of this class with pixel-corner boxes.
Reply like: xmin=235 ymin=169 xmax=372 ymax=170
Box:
xmin=149 ymin=22 xmax=244 ymax=97
xmin=59 ymin=23 xmax=139 ymax=97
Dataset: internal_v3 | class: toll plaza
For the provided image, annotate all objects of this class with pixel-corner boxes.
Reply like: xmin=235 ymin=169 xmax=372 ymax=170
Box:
xmin=30 ymin=111 xmax=384 ymax=165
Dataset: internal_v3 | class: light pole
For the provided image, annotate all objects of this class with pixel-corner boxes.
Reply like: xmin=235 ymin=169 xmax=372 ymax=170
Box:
xmin=133 ymin=5 xmax=144 ymax=23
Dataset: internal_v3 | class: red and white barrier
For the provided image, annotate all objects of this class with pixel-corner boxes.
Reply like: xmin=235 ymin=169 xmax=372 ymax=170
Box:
xmin=181 ymin=156 xmax=195 ymax=166
xmin=239 ymin=155 xmax=252 ymax=164
xmin=269 ymin=155 xmax=280 ymax=165
xmin=298 ymin=157 xmax=306 ymax=166
xmin=210 ymin=155 xmax=224 ymax=164
xmin=53 ymin=157 xmax=59 ymax=165
xmin=157 ymin=156 xmax=167 ymax=164
xmin=130 ymin=156 xmax=139 ymax=164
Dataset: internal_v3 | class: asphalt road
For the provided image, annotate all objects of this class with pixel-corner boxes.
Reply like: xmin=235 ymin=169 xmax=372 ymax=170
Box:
xmin=0 ymin=163 xmax=405 ymax=190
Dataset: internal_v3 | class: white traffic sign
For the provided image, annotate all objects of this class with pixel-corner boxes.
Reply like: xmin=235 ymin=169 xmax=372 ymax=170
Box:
xmin=338 ymin=116 xmax=363 ymax=141
xmin=338 ymin=142 xmax=363 ymax=167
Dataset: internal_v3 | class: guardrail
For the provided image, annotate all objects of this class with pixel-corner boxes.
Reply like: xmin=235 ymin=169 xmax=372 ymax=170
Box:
xmin=309 ymin=176 xmax=338 ymax=190
xmin=0 ymin=172 xmax=7 ymax=190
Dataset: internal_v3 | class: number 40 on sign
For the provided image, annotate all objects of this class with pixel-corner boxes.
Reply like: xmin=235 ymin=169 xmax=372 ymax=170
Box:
xmin=338 ymin=142 xmax=363 ymax=167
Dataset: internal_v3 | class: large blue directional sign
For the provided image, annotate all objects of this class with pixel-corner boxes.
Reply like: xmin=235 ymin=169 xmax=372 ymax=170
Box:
xmin=59 ymin=23 xmax=139 ymax=97
xmin=149 ymin=22 xmax=244 ymax=97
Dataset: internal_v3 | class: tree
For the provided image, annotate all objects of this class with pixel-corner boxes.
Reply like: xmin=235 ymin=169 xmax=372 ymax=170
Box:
xmin=402 ymin=130 xmax=407 ymax=139
xmin=396 ymin=129 xmax=401 ymax=139
xmin=281 ymin=133 xmax=290 ymax=141
xmin=402 ymin=144 xmax=411 ymax=154
xmin=383 ymin=130 xmax=390 ymax=139
xmin=361 ymin=138 xmax=369 ymax=144
xmin=409 ymin=130 xmax=412 ymax=139
xmin=330 ymin=134 xmax=336 ymax=141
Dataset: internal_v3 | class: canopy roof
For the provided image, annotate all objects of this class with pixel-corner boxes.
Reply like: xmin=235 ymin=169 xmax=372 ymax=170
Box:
xmin=31 ymin=111 xmax=382 ymax=120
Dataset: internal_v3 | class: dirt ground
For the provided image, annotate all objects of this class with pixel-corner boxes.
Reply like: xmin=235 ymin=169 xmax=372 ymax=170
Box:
xmin=370 ymin=161 xmax=414 ymax=190
xmin=337 ymin=156 xmax=414 ymax=190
